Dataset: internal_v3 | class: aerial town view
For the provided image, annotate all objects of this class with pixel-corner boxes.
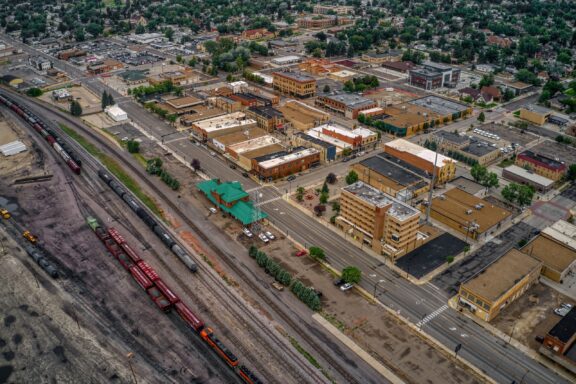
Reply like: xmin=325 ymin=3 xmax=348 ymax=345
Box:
xmin=0 ymin=1 xmax=576 ymax=383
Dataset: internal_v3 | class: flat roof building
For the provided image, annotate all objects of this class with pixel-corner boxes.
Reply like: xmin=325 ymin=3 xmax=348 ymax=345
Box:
xmin=502 ymin=165 xmax=555 ymax=192
xmin=278 ymin=100 xmax=330 ymax=131
xmin=383 ymin=139 xmax=456 ymax=184
xmin=520 ymin=104 xmax=553 ymax=126
xmin=522 ymin=220 xmax=576 ymax=283
xmin=291 ymin=132 xmax=337 ymax=163
xmin=542 ymin=308 xmax=576 ymax=357
xmin=245 ymin=105 xmax=286 ymax=132
xmin=271 ymin=55 xmax=302 ymax=66
xmin=351 ymin=154 xmax=430 ymax=200
xmin=408 ymin=95 xmax=470 ymax=116
xmin=272 ymin=71 xmax=316 ymax=98
xmin=409 ymin=62 xmax=461 ymax=90
xmin=426 ymin=187 xmax=511 ymax=240
xmin=336 ymin=181 xmax=421 ymax=258
xmin=516 ymin=150 xmax=567 ymax=181
xmin=211 ymin=127 xmax=269 ymax=153
xmin=309 ymin=123 xmax=378 ymax=149
xmin=252 ymin=147 xmax=320 ymax=180
xmin=191 ymin=112 xmax=257 ymax=140
xmin=458 ymin=249 xmax=542 ymax=322
xmin=316 ymin=93 xmax=377 ymax=119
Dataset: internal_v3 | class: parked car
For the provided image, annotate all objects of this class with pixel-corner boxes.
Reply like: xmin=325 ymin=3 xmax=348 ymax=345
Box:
xmin=340 ymin=283 xmax=353 ymax=291
xmin=342 ymin=157 xmax=350 ymax=162
xmin=553 ymin=303 xmax=574 ymax=316
xmin=287 ymin=175 xmax=296 ymax=182
xmin=295 ymin=250 xmax=307 ymax=257
xmin=333 ymin=278 xmax=345 ymax=286
xmin=209 ymin=207 xmax=217 ymax=214
xmin=242 ymin=227 xmax=253 ymax=238
xmin=210 ymin=151 xmax=217 ymax=156
xmin=242 ymin=172 xmax=249 ymax=178
xmin=258 ymin=233 xmax=269 ymax=243
xmin=264 ymin=231 xmax=275 ymax=240
xmin=229 ymin=164 xmax=237 ymax=169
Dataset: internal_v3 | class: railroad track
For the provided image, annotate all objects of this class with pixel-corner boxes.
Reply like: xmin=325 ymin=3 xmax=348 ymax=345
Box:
xmin=9 ymin=91 xmax=361 ymax=384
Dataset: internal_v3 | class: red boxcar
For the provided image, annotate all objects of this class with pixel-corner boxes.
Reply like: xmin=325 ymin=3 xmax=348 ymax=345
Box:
xmin=67 ymin=159 xmax=81 ymax=175
xmin=104 ymin=238 xmax=122 ymax=257
xmin=108 ymin=228 xmax=126 ymax=245
xmin=137 ymin=260 xmax=160 ymax=282
xmin=174 ymin=302 xmax=204 ymax=332
xmin=120 ymin=243 xmax=142 ymax=263
xmin=129 ymin=265 xmax=153 ymax=290
xmin=154 ymin=279 xmax=180 ymax=305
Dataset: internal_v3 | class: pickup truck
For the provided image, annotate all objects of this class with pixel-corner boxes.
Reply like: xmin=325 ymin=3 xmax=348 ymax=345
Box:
xmin=271 ymin=282 xmax=284 ymax=291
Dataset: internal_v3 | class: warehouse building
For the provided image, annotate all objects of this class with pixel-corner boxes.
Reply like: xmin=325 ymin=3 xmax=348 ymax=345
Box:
xmin=272 ymin=71 xmax=316 ymax=98
xmin=426 ymin=187 xmax=511 ymax=240
xmin=228 ymin=136 xmax=284 ymax=170
xmin=252 ymin=147 xmax=320 ymax=180
xmin=336 ymin=181 xmax=421 ymax=258
xmin=542 ymin=308 xmax=576 ymax=358
xmin=191 ymin=112 xmax=257 ymax=141
xmin=519 ymin=104 xmax=552 ymax=125
xmin=278 ymin=100 xmax=330 ymax=131
xmin=515 ymin=150 xmax=566 ymax=181
xmin=211 ymin=127 xmax=269 ymax=153
xmin=383 ymin=139 xmax=456 ymax=184
xmin=271 ymin=55 xmax=302 ymax=66
xmin=308 ymin=123 xmax=378 ymax=150
xmin=316 ymin=93 xmax=377 ymax=119
xmin=105 ymin=105 xmax=128 ymax=122
xmin=522 ymin=220 xmax=576 ymax=283
xmin=502 ymin=165 xmax=555 ymax=192
xmin=457 ymin=249 xmax=542 ymax=322
xmin=409 ymin=61 xmax=461 ymax=90
xmin=351 ymin=154 xmax=429 ymax=200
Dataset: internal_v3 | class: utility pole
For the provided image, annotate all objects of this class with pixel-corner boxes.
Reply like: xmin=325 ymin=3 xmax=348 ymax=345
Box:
xmin=426 ymin=137 xmax=443 ymax=223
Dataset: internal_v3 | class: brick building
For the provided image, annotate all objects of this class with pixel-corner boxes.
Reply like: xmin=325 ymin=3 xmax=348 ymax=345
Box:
xmin=272 ymin=71 xmax=316 ymax=98
xmin=278 ymin=100 xmax=330 ymax=131
xmin=252 ymin=147 xmax=320 ymax=180
xmin=245 ymin=106 xmax=286 ymax=132
xmin=316 ymin=93 xmax=377 ymax=119
xmin=515 ymin=150 xmax=567 ymax=181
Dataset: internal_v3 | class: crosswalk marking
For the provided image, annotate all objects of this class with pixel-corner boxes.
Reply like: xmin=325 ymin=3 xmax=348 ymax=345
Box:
xmin=255 ymin=196 xmax=283 ymax=207
xmin=416 ymin=304 xmax=448 ymax=328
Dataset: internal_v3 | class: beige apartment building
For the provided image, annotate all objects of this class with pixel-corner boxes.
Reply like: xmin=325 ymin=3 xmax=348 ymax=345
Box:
xmin=272 ymin=71 xmax=317 ymax=98
xmin=336 ymin=181 xmax=421 ymax=259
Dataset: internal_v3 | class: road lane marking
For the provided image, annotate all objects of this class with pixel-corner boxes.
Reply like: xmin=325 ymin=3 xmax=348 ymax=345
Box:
xmin=416 ymin=304 xmax=448 ymax=328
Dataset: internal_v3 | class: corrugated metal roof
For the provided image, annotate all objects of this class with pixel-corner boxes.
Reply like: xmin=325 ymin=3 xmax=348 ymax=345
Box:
xmin=0 ymin=140 xmax=27 ymax=156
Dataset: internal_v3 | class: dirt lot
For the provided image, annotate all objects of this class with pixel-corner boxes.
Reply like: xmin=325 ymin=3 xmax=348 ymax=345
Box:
xmin=40 ymin=85 xmax=102 ymax=115
xmin=491 ymin=283 xmax=576 ymax=351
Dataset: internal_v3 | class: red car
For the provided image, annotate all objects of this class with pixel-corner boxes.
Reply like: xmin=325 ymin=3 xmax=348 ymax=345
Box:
xmin=295 ymin=250 xmax=307 ymax=257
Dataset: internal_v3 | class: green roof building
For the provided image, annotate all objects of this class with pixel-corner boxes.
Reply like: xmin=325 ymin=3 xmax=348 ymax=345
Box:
xmin=196 ymin=179 xmax=268 ymax=225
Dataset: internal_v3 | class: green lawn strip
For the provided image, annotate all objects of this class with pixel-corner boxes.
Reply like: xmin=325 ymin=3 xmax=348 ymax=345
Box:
xmin=58 ymin=123 xmax=164 ymax=219
xmin=497 ymin=158 xmax=515 ymax=168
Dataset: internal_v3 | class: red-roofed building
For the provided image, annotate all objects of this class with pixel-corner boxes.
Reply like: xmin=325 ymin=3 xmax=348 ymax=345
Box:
xmin=241 ymin=28 xmax=274 ymax=40
xmin=516 ymin=150 xmax=567 ymax=181
xmin=480 ymin=86 xmax=502 ymax=102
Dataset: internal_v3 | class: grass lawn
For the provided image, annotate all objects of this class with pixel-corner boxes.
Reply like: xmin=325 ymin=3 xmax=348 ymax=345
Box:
xmin=59 ymin=123 xmax=164 ymax=219
xmin=497 ymin=158 xmax=515 ymax=168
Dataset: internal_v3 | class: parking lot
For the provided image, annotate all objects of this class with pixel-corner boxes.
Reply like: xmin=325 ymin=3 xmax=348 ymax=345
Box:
xmin=530 ymin=140 xmax=576 ymax=165
xmin=474 ymin=122 xmax=540 ymax=148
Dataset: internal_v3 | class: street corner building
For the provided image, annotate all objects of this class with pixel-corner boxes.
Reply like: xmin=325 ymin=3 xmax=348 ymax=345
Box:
xmin=457 ymin=249 xmax=542 ymax=322
xmin=271 ymin=71 xmax=317 ymax=98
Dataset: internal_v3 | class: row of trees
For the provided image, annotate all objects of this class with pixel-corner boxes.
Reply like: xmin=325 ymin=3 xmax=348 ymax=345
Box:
xmin=470 ymin=164 xmax=499 ymax=191
xmin=70 ymin=100 xmax=82 ymax=116
xmin=101 ymin=91 xmax=115 ymax=109
xmin=446 ymin=149 xmax=479 ymax=167
xmin=343 ymin=76 xmax=379 ymax=93
xmin=129 ymin=80 xmax=181 ymax=99
xmin=501 ymin=183 xmax=535 ymax=207
xmin=144 ymin=102 xmax=178 ymax=124
xmin=243 ymin=70 xmax=266 ymax=85
xmin=146 ymin=158 xmax=180 ymax=190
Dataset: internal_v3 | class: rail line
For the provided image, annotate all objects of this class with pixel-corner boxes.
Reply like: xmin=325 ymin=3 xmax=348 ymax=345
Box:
xmin=3 ymin=92 xmax=339 ymax=384
xmin=11 ymin=91 xmax=361 ymax=384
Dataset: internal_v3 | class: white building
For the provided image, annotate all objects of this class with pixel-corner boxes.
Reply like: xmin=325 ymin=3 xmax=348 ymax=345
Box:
xmin=271 ymin=56 xmax=302 ymax=66
xmin=105 ymin=105 xmax=128 ymax=122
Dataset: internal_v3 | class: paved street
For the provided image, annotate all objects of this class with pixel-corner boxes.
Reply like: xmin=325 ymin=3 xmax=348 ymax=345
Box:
xmin=5 ymin=34 xmax=571 ymax=384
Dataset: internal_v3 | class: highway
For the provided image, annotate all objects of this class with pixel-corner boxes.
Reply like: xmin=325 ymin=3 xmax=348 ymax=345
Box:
xmin=5 ymin=34 xmax=571 ymax=384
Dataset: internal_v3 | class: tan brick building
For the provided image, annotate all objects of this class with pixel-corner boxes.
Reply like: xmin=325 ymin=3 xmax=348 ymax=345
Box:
xmin=515 ymin=150 xmax=567 ymax=181
xmin=336 ymin=181 xmax=421 ymax=258
xmin=272 ymin=71 xmax=316 ymax=98
xmin=278 ymin=100 xmax=329 ymax=131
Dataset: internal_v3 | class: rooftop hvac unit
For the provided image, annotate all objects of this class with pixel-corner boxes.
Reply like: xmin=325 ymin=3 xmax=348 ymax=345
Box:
xmin=465 ymin=209 xmax=473 ymax=215
xmin=475 ymin=204 xmax=483 ymax=210
xmin=439 ymin=195 xmax=446 ymax=200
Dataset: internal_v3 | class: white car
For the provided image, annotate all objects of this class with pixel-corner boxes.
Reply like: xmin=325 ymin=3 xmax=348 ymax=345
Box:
xmin=340 ymin=283 xmax=353 ymax=291
xmin=258 ymin=233 xmax=269 ymax=243
xmin=209 ymin=207 xmax=217 ymax=214
xmin=554 ymin=303 xmax=574 ymax=317
xmin=242 ymin=227 xmax=253 ymax=238
xmin=210 ymin=151 xmax=216 ymax=156
xmin=264 ymin=231 xmax=275 ymax=240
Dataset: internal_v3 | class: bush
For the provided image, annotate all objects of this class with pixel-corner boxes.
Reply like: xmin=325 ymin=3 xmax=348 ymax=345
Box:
xmin=290 ymin=280 xmax=321 ymax=311
xmin=127 ymin=140 xmax=140 ymax=153
xmin=325 ymin=173 xmax=337 ymax=184
xmin=309 ymin=246 xmax=326 ymax=261
xmin=342 ymin=266 xmax=361 ymax=284
xmin=26 ymin=87 xmax=43 ymax=97
xmin=249 ymin=245 xmax=258 ymax=258
xmin=345 ymin=170 xmax=358 ymax=185
xmin=446 ymin=255 xmax=454 ymax=264
xmin=249 ymin=247 xmax=292 ymax=286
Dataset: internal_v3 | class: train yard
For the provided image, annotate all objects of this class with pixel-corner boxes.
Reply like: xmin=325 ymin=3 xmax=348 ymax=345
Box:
xmin=0 ymin=90 xmax=338 ymax=383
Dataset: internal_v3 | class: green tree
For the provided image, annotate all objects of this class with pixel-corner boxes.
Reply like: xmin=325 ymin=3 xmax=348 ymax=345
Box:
xmin=127 ymin=140 xmax=140 ymax=153
xmin=517 ymin=185 xmax=535 ymax=206
xmin=26 ymin=87 xmax=42 ymax=97
xmin=567 ymin=164 xmax=576 ymax=182
xmin=482 ymin=172 xmax=499 ymax=191
xmin=501 ymin=183 xmax=518 ymax=203
xmin=321 ymin=182 xmax=329 ymax=194
xmin=323 ymin=84 xmax=330 ymax=93
xmin=249 ymin=245 xmax=258 ymax=258
xmin=70 ymin=100 xmax=82 ymax=116
xmin=319 ymin=192 xmax=329 ymax=204
xmin=341 ymin=266 xmax=361 ymax=284
xmin=325 ymin=173 xmax=337 ymax=184
xmin=477 ymin=112 xmax=485 ymax=122
xmin=345 ymin=170 xmax=358 ymax=185
xmin=309 ymin=246 xmax=326 ymax=261
xmin=470 ymin=164 xmax=487 ymax=183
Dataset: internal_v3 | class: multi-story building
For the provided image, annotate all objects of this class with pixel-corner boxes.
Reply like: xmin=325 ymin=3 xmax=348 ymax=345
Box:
xmin=457 ymin=249 xmax=542 ymax=322
xmin=519 ymin=104 xmax=552 ymax=125
xmin=241 ymin=28 xmax=274 ymax=40
xmin=383 ymin=139 xmax=456 ymax=184
xmin=434 ymin=131 xmax=501 ymax=166
xmin=361 ymin=50 xmax=403 ymax=64
xmin=252 ymin=147 xmax=320 ymax=180
xmin=351 ymin=155 xmax=429 ymax=200
xmin=291 ymin=132 xmax=337 ymax=163
xmin=87 ymin=59 xmax=124 ymax=75
xmin=245 ymin=106 xmax=286 ymax=132
xmin=278 ymin=100 xmax=330 ymax=131
xmin=316 ymin=93 xmax=377 ymax=119
xmin=272 ymin=71 xmax=316 ymax=98
xmin=191 ymin=112 xmax=257 ymax=141
xmin=308 ymin=123 xmax=378 ymax=150
xmin=298 ymin=58 xmax=341 ymax=75
xmin=313 ymin=4 xmax=354 ymax=14
xmin=515 ymin=150 xmax=567 ymax=181
xmin=28 ymin=56 xmax=52 ymax=72
xmin=336 ymin=181 xmax=421 ymax=258
xmin=409 ymin=61 xmax=461 ymax=90
xmin=297 ymin=15 xmax=351 ymax=29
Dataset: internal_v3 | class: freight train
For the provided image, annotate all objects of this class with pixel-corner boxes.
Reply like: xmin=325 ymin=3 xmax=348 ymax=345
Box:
xmin=0 ymin=93 xmax=82 ymax=175
xmin=22 ymin=242 xmax=59 ymax=278
xmin=86 ymin=217 xmax=263 ymax=384
xmin=97 ymin=169 xmax=198 ymax=272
